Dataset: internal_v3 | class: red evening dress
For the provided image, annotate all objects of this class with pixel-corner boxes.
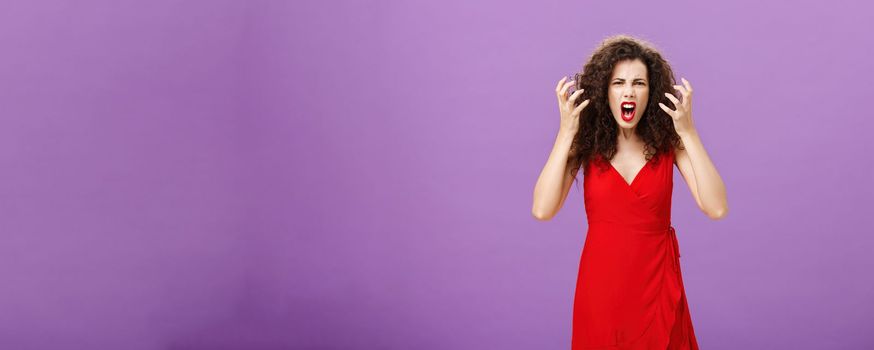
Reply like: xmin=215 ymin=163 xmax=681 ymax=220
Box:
xmin=572 ymin=147 xmax=699 ymax=349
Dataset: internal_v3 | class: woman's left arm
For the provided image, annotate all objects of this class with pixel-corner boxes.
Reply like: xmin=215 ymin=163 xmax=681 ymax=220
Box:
xmin=659 ymin=78 xmax=729 ymax=220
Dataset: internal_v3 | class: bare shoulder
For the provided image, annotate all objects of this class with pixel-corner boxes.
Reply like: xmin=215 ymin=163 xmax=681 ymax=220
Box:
xmin=672 ymin=141 xmax=687 ymax=165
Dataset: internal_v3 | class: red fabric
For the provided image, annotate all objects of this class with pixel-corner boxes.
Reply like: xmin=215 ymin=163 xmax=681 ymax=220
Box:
xmin=572 ymin=147 xmax=699 ymax=349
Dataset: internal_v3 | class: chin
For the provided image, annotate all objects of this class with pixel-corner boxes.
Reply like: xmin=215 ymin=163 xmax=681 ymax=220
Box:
xmin=614 ymin=116 xmax=640 ymax=128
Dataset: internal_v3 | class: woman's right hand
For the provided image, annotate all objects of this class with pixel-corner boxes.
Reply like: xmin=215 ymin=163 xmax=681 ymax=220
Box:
xmin=555 ymin=76 xmax=590 ymax=134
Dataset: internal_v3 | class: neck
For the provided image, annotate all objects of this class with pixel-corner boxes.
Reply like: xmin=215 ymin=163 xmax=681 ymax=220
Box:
xmin=617 ymin=126 xmax=637 ymax=142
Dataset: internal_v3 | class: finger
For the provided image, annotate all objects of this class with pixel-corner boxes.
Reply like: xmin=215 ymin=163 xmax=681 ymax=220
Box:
xmin=680 ymin=78 xmax=693 ymax=106
xmin=572 ymin=99 xmax=590 ymax=115
xmin=561 ymin=80 xmax=575 ymax=95
xmin=569 ymin=88 xmax=585 ymax=102
xmin=558 ymin=83 xmax=575 ymax=104
xmin=663 ymin=92 xmax=680 ymax=106
xmin=557 ymin=80 xmax=575 ymax=100
xmin=556 ymin=78 xmax=572 ymax=103
xmin=681 ymin=77 xmax=693 ymax=94
xmin=673 ymin=85 xmax=687 ymax=98
xmin=673 ymin=85 xmax=690 ymax=105
xmin=658 ymin=103 xmax=676 ymax=117
xmin=555 ymin=76 xmax=568 ymax=92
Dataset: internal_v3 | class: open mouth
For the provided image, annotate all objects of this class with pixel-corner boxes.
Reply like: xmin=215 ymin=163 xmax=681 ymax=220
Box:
xmin=620 ymin=102 xmax=636 ymax=122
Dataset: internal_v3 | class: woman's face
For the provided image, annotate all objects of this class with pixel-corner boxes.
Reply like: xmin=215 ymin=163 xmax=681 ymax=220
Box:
xmin=608 ymin=59 xmax=649 ymax=129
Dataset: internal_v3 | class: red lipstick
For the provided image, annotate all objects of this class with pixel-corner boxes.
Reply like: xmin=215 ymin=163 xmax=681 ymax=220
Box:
xmin=620 ymin=101 xmax=636 ymax=122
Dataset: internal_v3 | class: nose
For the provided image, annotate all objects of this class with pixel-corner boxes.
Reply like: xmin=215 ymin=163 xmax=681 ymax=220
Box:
xmin=623 ymin=85 xmax=635 ymax=99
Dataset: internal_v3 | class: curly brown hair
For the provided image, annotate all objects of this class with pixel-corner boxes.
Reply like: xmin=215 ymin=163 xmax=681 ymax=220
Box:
xmin=567 ymin=34 xmax=684 ymax=184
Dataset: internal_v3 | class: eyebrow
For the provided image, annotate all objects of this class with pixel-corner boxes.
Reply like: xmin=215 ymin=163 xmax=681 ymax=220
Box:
xmin=612 ymin=78 xmax=647 ymax=82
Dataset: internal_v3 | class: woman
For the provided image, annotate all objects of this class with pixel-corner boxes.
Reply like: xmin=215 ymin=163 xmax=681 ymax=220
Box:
xmin=531 ymin=35 xmax=728 ymax=349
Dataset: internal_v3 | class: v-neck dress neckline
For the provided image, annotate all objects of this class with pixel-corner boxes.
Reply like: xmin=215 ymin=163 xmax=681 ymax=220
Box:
xmin=607 ymin=153 xmax=657 ymax=188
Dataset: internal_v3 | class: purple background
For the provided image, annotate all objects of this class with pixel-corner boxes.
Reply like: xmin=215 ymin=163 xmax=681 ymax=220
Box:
xmin=0 ymin=0 xmax=871 ymax=349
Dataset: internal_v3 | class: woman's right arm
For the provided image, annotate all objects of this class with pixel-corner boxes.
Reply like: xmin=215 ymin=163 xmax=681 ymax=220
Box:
xmin=531 ymin=77 xmax=589 ymax=221
xmin=532 ymin=131 xmax=578 ymax=221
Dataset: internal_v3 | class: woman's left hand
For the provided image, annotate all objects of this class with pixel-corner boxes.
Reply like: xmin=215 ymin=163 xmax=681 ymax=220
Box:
xmin=659 ymin=77 xmax=696 ymax=135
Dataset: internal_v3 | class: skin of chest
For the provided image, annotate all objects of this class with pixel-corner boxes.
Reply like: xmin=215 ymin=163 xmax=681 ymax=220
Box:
xmin=609 ymin=146 xmax=650 ymax=184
